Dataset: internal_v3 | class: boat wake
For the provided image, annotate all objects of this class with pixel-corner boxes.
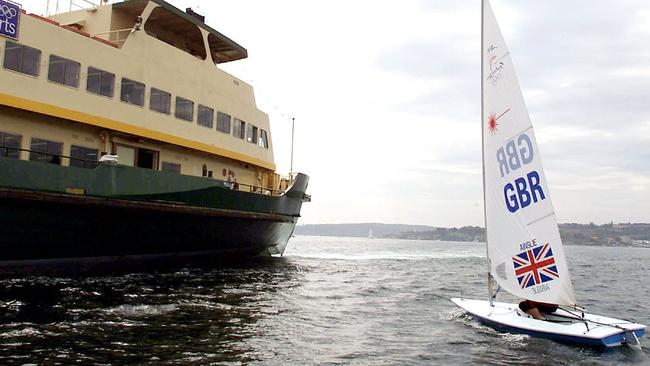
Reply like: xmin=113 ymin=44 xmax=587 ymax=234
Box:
xmin=287 ymin=253 xmax=483 ymax=261
xmin=104 ymin=304 xmax=178 ymax=318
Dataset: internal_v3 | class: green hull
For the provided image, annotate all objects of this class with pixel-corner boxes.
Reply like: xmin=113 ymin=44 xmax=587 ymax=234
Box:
xmin=0 ymin=158 xmax=309 ymax=275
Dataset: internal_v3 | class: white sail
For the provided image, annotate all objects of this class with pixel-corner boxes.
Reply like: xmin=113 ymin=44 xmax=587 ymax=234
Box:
xmin=482 ymin=0 xmax=576 ymax=305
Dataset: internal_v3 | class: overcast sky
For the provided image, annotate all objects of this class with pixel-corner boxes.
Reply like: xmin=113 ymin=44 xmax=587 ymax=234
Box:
xmin=30 ymin=0 xmax=650 ymax=227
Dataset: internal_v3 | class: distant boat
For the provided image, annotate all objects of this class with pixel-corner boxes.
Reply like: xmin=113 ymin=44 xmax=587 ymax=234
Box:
xmin=452 ymin=0 xmax=645 ymax=348
xmin=368 ymin=229 xmax=374 ymax=239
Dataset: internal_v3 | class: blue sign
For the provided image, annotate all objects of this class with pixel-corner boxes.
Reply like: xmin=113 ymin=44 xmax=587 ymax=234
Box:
xmin=0 ymin=0 xmax=20 ymax=40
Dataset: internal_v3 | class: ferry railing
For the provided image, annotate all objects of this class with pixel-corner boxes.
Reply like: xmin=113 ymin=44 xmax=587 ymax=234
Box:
xmin=46 ymin=0 xmax=136 ymax=16
xmin=69 ymin=0 xmax=101 ymax=12
xmin=91 ymin=29 xmax=133 ymax=45
xmin=46 ymin=0 xmax=101 ymax=16
xmin=229 ymin=181 xmax=283 ymax=197
xmin=0 ymin=146 xmax=285 ymax=197
xmin=0 ymin=146 xmax=98 ymax=168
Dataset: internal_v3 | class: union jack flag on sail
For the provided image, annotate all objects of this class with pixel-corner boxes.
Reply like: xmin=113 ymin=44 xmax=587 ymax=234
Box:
xmin=512 ymin=243 xmax=559 ymax=289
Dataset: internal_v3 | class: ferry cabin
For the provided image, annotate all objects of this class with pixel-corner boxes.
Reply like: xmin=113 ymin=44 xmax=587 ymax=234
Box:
xmin=0 ymin=0 xmax=286 ymax=193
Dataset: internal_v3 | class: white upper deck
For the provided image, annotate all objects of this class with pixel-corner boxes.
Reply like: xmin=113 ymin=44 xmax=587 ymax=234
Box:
xmin=0 ymin=0 xmax=276 ymax=171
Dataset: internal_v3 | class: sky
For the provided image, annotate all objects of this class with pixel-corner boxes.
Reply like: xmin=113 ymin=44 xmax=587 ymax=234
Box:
xmin=29 ymin=0 xmax=650 ymax=227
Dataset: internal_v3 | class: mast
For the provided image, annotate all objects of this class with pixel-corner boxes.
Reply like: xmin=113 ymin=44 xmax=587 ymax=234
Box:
xmin=481 ymin=0 xmax=494 ymax=307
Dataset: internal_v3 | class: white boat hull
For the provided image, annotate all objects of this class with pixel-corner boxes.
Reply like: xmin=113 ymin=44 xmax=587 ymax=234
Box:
xmin=452 ymin=298 xmax=646 ymax=348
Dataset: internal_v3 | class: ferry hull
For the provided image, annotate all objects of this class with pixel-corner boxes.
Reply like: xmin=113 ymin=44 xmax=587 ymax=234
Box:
xmin=0 ymin=159 xmax=308 ymax=276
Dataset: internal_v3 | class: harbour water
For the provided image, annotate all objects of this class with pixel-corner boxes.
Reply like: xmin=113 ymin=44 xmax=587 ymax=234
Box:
xmin=1 ymin=236 xmax=649 ymax=365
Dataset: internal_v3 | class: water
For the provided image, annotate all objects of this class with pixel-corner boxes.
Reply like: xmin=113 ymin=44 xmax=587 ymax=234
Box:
xmin=0 ymin=236 xmax=649 ymax=365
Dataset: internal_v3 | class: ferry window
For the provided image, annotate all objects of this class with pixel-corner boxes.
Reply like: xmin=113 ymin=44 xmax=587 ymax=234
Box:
xmin=198 ymin=105 xmax=214 ymax=128
xmin=161 ymin=161 xmax=181 ymax=173
xmin=114 ymin=144 xmax=158 ymax=169
xmin=48 ymin=55 xmax=80 ymax=88
xmin=3 ymin=40 xmax=41 ymax=77
xmin=120 ymin=78 xmax=145 ymax=106
xmin=175 ymin=96 xmax=194 ymax=122
xmin=246 ymin=124 xmax=258 ymax=144
xmin=208 ymin=33 xmax=245 ymax=64
xmin=137 ymin=148 xmax=158 ymax=169
xmin=144 ymin=7 xmax=207 ymax=60
xmin=259 ymin=129 xmax=269 ymax=149
xmin=233 ymin=119 xmax=245 ymax=139
xmin=87 ymin=67 xmax=115 ymax=97
xmin=150 ymin=88 xmax=171 ymax=114
xmin=115 ymin=145 xmax=135 ymax=167
xmin=0 ymin=132 xmax=22 ymax=159
xmin=70 ymin=145 xmax=98 ymax=169
xmin=29 ymin=138 xmax=63 ymax=165
xmin=217 ymin=112 xmax=231 ymax=133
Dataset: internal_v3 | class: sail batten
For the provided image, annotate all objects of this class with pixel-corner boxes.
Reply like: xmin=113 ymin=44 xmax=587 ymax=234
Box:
xmin=482 ymin=0 xmax=576 ymax=306
xmin=526 ymin=212 xmax=556 ymax=226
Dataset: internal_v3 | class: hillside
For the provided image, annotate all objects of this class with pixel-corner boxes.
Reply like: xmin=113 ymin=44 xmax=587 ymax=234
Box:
xmin=295 ymin=223 xmax=650 ymax=247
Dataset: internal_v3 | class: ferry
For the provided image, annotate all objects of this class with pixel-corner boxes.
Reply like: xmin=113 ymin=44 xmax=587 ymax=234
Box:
xmin=0 ymin=0 xmax=310 ymax=275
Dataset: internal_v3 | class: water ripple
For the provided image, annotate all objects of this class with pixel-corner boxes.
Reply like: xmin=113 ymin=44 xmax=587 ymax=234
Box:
xmin=0 ymin=238 xmax=647 ymax=365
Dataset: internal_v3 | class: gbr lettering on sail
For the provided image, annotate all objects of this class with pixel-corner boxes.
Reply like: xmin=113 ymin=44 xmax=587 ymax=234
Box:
xmin=497 ymin=133 xmax=545 ymax=213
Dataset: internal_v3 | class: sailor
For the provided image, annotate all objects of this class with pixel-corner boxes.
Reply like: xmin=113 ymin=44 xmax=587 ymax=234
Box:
xmin=519 ymin=300 xmax=558 ymax=320
xmin=226 ymin=170 xmax=238 ymax=190
xmin=231 ymin=171 xmax=239 ymax=190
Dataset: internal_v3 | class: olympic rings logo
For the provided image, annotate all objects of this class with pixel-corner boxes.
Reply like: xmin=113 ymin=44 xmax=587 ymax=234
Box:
xmin=0 ymin=4 xmax=18 ymax=19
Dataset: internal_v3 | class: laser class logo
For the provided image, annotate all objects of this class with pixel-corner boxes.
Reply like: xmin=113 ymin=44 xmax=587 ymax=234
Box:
xmin=0 ymin=0 xmax=21 ymax=40
xmin=487 ymin=108 xmax=510 ymax=135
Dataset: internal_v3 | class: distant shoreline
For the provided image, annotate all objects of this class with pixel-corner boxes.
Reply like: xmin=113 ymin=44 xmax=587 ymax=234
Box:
xmin=294 ymin=222 xmax=650 ymax=248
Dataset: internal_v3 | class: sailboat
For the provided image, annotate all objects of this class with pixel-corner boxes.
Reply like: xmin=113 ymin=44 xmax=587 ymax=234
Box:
xmin=451 ymin=0 xmax=646 ymax=347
